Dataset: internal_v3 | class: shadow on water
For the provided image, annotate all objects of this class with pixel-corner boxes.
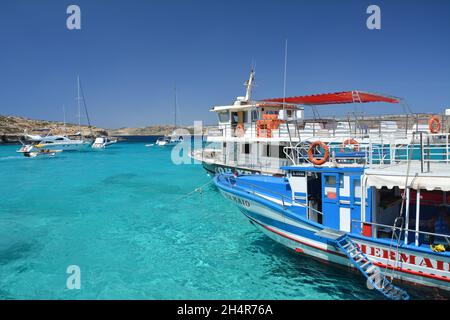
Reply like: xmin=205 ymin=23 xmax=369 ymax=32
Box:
xmin=0 ymin=241 xmax=36 ymax=266
xmin=102 ymin=173 xmax=138 ymax=185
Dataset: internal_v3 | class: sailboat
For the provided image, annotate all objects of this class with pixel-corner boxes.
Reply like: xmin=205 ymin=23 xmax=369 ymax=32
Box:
xmin=33 ymin=77 xmax=92 ymax=151
xmin=155 ymin=85 xmax=184 ymax=147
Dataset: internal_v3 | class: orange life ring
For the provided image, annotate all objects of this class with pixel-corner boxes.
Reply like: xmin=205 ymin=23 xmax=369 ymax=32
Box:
xmin=235 ymin=123 xmax=245 ymax=137
xmin=428 ymin=116 xmax=441 ymax=134
xmin=308 ymin=141 xmax=330 ymax=165
xmin=340 ymin=139 xmax=360 ymax=152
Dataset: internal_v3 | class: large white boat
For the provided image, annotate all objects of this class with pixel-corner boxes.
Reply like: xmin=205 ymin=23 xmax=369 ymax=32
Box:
xmin=192 ymin=70 xmax=449 ymax=176
xmin=34 ymin=135 xmax=91 ymax=151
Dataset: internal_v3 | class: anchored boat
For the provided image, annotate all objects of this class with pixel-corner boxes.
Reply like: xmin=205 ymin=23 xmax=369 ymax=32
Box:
xmin=155 ymin=85 xmax=184 ymax=147
xmin=155 ymin=133 xmax=184 ymax=147
xmin=17 ymin=144 xmax=62 ymax=158
xmin=214 ymin=135 xmax=450 ymax=298
xmin=193 ymin=70 xmax=450 ymax=176
xmin=92 ymin=136 xmax=117 ymax=149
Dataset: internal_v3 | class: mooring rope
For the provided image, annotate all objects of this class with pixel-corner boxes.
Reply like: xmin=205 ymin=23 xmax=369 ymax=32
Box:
xmin=175 ymin=180 xmax=214 ymax=201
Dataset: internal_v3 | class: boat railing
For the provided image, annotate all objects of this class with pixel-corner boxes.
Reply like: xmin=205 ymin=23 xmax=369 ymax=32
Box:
xmin=220 ymin=175 xmax=325 ymax=219
xmin=282 ymin=132 xmax=450 ymax=167
xmin=367 ymin=132 xmax=450 ymax=168
xmin=351 ymin=219 xmax=450 ymax=247
xmin=213 ymin=112 xmax=447 ymax=140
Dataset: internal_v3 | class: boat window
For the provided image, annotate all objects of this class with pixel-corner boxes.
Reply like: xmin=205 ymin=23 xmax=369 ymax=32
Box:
xmin=55 ymin=138 xmax=64 ymax=141
xmin=353 ymin=178 xmax=361 ymax=198
xmin=262 ymin=144 xmax=287 ymax=159
xmin=231 ymin=112 xmax=239 ymax=124
xmin=242 ymin=143 xmax=251 ymax=154
xmin=325 ymin=175 xmax=336 ymax=186
xmin=243 ymin=111 xmax=248 ymax=123
xmin=262 ymin=144 xmax=269 ymax=157
xmin=218 ymin=112 xmax=230 ymax=123
xmin=251 ymin=110 xmax=259 ymax=121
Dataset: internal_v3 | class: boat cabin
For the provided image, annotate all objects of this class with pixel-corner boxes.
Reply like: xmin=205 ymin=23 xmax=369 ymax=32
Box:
xmin=284 ymin=165 xmax=369 ymax=235
xmin=282 ymin=162 xmax=450 ymax=252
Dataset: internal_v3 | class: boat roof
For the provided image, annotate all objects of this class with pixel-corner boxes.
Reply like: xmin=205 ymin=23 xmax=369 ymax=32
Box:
xmin=210 ymin=101 xmax=301 ymax=112
xmin=263 ymin=91 xmax=400 ymax=105
xmin=363 ymin=162 xmax=450 ymax=191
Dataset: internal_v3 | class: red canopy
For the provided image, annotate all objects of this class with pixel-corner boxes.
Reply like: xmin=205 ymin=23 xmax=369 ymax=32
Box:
xmin=263 ymin=91 xmax=400 ymax=105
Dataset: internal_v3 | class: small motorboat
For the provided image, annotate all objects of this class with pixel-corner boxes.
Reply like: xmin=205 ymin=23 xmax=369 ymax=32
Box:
xmin=155 ymin=135 xmax=183 ymax=147
xmin=92 ymin=137 xmax=117 ymax=149
xmin=17 ymin=144 xmax=62 ymax=158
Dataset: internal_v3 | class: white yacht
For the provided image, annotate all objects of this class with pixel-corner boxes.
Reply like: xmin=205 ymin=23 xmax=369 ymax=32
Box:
xmin=191 ymin=70 xmax=449 ymax=176
xmin=35 ymin=135 xmax=91 ymax=151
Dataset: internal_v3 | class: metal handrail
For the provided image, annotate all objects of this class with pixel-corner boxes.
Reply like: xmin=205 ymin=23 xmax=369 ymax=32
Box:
xmin=280 ymin=132 xmax=450 ymax=166
xmin=351 ymin=219 xmax=450 ymax=244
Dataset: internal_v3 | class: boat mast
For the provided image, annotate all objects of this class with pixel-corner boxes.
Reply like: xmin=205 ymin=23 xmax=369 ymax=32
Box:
xmin=244 ymin=68 xmax=255 ymax=102
xmin=63 ymin=104 xmax=67 ymax=136
xmin=174 ymin=84 xmax=177 ymax=129
xmin=77 ymin=75 xmax=81 ymax=137
xmin=282 ymin=39 xmax=294 ymax=154
xmin=79 ymin=77 xmax=94 ymax=138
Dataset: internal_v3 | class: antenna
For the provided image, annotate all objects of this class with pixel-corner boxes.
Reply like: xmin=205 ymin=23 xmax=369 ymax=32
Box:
xmin=283 ymin=39 xmax=288 ymax=111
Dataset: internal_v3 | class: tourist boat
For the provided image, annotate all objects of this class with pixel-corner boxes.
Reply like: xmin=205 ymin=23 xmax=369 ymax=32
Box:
xmin=214 ymin=134 xmax=450 ymax=298
xmin=92 ymin=136 xmax=117 ymax=149
xmin=192 ymin=70 xmax=449 ymax=176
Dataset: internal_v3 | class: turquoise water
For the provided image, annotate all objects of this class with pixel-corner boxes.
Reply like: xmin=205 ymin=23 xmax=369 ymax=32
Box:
xmin=0 ymin=142 xmax=445 ymax=299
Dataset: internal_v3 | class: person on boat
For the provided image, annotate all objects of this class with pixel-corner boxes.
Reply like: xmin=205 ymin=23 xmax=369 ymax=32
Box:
xmin=428 ymin=205 xmax=450 ymax=250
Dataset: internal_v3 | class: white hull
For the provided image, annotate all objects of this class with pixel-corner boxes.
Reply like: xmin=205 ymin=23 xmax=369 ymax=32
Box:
xmin=37 ymin=141 xmax=91 ymax=151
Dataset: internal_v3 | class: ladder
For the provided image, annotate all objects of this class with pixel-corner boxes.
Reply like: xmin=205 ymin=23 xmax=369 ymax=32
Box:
xmin=352 ymin=90 xmax=362 ymax=103
xmin=335 ymin=235 xmax=410 ymax=300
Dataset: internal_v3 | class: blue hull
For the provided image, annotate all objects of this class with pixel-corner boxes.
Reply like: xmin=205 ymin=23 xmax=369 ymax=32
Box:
xmin=214 ymin=174 xmax=450 ymax=291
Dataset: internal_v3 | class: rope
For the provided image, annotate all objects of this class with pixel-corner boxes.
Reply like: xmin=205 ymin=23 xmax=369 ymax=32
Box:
xmin=175 ymin=180 xmax=214 ymax=201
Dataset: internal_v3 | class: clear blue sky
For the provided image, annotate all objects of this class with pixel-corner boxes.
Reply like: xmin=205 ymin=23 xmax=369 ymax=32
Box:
xmin=0 ymin=0 xmax=449 ymax=128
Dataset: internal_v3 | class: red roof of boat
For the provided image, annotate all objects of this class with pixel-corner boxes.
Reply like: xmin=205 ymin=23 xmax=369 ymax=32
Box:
xmin=262 ymin=91 xmax=400 ymax=105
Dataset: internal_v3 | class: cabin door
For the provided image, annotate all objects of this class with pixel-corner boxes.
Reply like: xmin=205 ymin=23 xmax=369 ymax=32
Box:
xmin=350 ymin=176 xmax=363 ymax=234
xmin=322 ymin=173 xmax=340 ymax=229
